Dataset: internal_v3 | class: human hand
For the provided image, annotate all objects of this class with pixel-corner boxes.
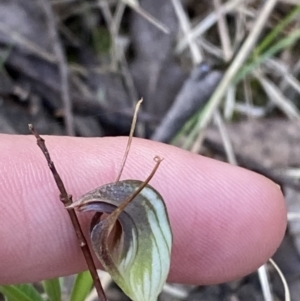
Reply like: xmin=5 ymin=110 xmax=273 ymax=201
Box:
xmin=0 ymin=135 xmax=286 ymax=285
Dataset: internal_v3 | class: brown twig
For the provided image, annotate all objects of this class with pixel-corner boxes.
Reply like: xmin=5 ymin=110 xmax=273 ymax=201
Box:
xmin=39 ymin=0 xmax=74 ymax=136
xmin=28 ymin=124 xmax=107 ymax=301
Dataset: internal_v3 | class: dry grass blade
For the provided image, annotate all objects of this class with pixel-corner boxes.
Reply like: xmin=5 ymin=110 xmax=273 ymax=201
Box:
xmin=254 ymin=71 xmax=300 ymax=119
xmin=162 ymin=283 xmax=188 ymax=299
xmin=269 ymin=258 xmax=291 ymax=301
xmin=243 ymin=77 xmax=254 ymax=116
xmin=190 ymin=129 xmax=206 ymax=154
xmin=212 ymin=0 xmax=236 ymax=136
xmin=115 ymin=98 xmax=143 ymax=182
xmin=213 ymin=0 xmax=232 ymax=61
xmin=277 ymin=168 xmax=300 ymax=178
xmin=164 ymin=1 xmax=233 ymax=157
xmin=172 ymin=0 xmax=234 ymax=158
xmin=234 ymin=103 xmax=266 ymax=117
xmin=191 ymin=109 xmax=237 ymax=165
xmin=213 ymin=110 xmax=237 ymax=165
xmin=112 ymin=2 xmax=126 ymax=35
xmin=122 ymin=0 xmax=170 ymax=34
xmin=287 ymin=212 xmax=300 ymax=221
xmin=224 ymin=85 xmax=236 ymax=119
xmin=171 ymin=0 xmax=202 ymax=64
xmin=192 ymin=0 xmax=279 ymax=132
xmin=258 ymin=265 xmax=274 ymax=301
xmin=199 ymin=39 xmax=223 ymax=58
xmin=176 ymin=0 xmax=243 ymax=54
xmin=266 ymin=59 xmax=300 ymax=95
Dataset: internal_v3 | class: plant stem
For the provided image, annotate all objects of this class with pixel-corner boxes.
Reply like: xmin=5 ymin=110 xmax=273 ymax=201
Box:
xmin=28 ymin=124 xmax=107 ymax=301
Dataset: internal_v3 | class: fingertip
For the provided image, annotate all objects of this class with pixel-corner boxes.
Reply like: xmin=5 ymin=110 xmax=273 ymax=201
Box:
xmin=168 ymin=164 xmax=287 ymax=284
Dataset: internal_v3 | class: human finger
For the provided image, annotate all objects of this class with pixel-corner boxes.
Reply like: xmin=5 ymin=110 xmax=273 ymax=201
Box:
xmin=0 ymin=135 xmax=286 ymax=284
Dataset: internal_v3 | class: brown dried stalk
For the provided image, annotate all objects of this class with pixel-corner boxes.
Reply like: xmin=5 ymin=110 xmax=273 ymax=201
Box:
xmin=28 ymin=124 xmax=107 ymax=301
xmin=115 ymin=98 xmax=143 ymax=182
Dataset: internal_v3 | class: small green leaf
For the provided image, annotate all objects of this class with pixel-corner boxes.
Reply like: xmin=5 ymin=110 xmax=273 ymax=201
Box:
xmin=72 ymin=179 xmax=173 ymax=301
xmin=69 ymin=271 xmax=93 ymax=301
xmin=0 ymin=284 xmax=44 ymax=301
xmin=42 ymin=278 xmax=61 ymax=301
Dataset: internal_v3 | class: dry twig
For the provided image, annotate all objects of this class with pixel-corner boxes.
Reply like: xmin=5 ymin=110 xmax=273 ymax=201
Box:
xmin=28 ymin=124 xmax=107 ymax=301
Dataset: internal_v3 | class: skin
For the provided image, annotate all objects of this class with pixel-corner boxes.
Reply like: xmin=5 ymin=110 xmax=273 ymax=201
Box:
xmin=0 ymin=134 xmax=286 ymax=285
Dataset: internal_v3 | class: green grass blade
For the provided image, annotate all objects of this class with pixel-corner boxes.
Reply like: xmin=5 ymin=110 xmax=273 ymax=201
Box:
xmin=173 ymin=0 xmax=278 ymax=145
xmin=235 ymin=28 xmax=300 ymax=84
xmin=255 ymin=4 xmax=300 ymax=55
xmin=0 ymin=284 xmax=44 ymax=301
xmin=42 ymin=278 xmax=61 ymax=301
xmin=182 ymin=108 xmax=207 ymax=149
xmin=69 ymin=271 xmax=93 ymax=301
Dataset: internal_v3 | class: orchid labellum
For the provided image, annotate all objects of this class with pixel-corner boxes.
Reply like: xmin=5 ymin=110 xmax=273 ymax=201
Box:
xmin=71 ymin=176 xmax=172 ymax=301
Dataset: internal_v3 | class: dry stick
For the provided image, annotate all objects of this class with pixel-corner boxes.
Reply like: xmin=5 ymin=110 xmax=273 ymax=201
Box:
xmin=28 ymin=124 xmax=107 ymax=301
xmin=115 ymin=98 xmax=143 ymax=182
xmin=40 ymin=0 xmax=74 ymax=136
